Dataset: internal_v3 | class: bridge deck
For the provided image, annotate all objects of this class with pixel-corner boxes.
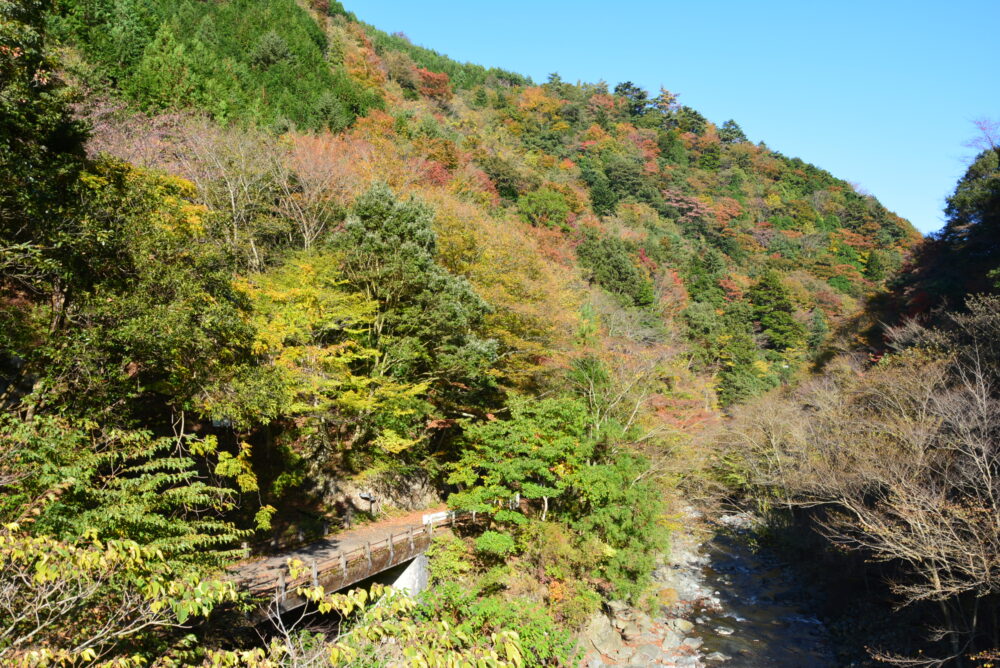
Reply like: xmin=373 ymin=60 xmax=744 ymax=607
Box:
xmin=232 ymin=505 xmax=474 ymax=612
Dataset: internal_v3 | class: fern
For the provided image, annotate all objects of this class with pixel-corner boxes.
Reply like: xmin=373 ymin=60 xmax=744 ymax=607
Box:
xmin=1 ymin=415 xmax=249 ymax=570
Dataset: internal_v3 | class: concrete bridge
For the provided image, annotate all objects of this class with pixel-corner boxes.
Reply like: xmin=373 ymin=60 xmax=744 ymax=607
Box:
xmin=234 ymin=508 xmax=475 ymax=613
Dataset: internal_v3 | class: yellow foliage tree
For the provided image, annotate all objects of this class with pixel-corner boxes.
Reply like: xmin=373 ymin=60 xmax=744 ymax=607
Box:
xmin=239 ymin=251 xmax=428 ymax=453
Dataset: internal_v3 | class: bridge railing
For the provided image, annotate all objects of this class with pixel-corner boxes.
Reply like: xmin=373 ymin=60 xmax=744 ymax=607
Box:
xmin=241 ymin=510 xmax=480 ymax=601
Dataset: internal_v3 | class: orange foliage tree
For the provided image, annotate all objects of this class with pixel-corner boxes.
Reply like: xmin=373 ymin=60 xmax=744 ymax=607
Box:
xmin=416 ymin=68 xmax=452 ymax=103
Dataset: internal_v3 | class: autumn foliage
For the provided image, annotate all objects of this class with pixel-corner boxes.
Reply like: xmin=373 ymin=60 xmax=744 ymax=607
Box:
xmin=0 ymin=0 xmax=934 ymax=663
xmin=416 ymin=67 xmax=452 ymax=102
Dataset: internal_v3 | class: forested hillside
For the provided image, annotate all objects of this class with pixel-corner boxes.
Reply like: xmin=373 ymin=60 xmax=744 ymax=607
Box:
xmin=0 ymin=0 xmax=936 ymax=664
xmin=719 ymin=136 xmax=1000 ymax=665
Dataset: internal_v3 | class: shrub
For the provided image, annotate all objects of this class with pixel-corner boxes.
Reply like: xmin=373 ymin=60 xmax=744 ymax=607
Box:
xmin=519 ymin=521 xmax=599 ymax=581
xmin=554 ymin=580 xmax=601 ymax=629
xmin=426 ymin=533 xmax=472 ymax=584
xmin=417 ymin=589 xmax=578 ymax=666
xmin=474 ymin=530 xmax=516 ymax=558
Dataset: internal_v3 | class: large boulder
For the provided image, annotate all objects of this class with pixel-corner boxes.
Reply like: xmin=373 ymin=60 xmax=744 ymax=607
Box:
xmin=583 ymin=612 xmax=636 ymax=662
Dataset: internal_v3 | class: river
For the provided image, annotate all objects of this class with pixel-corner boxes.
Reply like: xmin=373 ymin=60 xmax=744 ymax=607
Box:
xmin=581 ymin=510 xmax=839 ymax=667
xmin=692 ymin=525 xmax=835 ymax=666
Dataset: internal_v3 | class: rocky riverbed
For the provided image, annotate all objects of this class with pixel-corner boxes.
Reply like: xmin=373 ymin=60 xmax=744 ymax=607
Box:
xmin=579 ymin=509 xmax=835 ymax=667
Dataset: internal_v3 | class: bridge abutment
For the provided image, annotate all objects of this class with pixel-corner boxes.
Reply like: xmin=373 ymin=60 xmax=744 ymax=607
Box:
xmin=390 ymin=553 xmax=428 ymax=596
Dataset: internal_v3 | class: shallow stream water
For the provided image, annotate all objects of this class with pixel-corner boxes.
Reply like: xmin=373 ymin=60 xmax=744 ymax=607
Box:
xmin=583 ymin=510 xmax=842 ymax=666
xmin=692 ymin=529 xmax=836 ymax=667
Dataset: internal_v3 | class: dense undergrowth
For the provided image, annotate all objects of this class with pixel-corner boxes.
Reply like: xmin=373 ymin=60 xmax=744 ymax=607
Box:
xmin=0 ymin=0 xmax=952 ymax=664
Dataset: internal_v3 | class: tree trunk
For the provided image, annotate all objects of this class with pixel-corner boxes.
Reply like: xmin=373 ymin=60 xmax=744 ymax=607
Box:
xmin=931 ymin=568 xmax=962 ymax=665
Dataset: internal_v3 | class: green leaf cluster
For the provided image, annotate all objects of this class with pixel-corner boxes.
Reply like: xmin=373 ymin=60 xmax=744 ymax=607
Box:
xmin=53 ymin=0 xmax=384 ymax=129
xmin=1 ymin=416 xmax=250 ymax=569
xmin=335 ymin=183 xmax=499 ymax=405
xmin=448 ymin=395 xmax=665 ymax=599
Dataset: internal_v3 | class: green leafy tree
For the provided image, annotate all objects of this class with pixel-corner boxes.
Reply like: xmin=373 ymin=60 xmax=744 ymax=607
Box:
xmin=0 ymin=0 xmax=87 ymax=305
xmin=448 ymin=396 xmax=593 ymax=525
xmin=601 ymin=155 xmax=646 ymax=203
xmin=613 ymin=81 xmax=649 ymax=117
xmin=580 ymin=166 xmax=618 ymax=216
xmin=716 ymin=331 xmax=780 ymax=405
xmin=517 ymin=187 xmax=571 ymax=228
xmin=124 ymin=22 xmax=201 ymax=111
xmin=673 ymin=106 xmax=707 ymax=135
xmin=942 ymin=146 xmax=1000 ymax=262
xmin=719 ymin=119 xmax=748 ymax=144
xmin=568 ymin=454 xmax=666 ymax=600
xmin=699 ymin=142 xmax=721 ymax=171
xmin=899 ymin=145 xmax=1000 ymax=307
xmin=1 ymin=416 xmax=251 ymax=569
xmin=335 ymin=183 xmax=498 ymax=405
xmin=864 ymin=248 xmax=888 ymax=281
xmin=240 ymin=250 xmax=430 ymax=454
xmin=250 ymin=30 xmax=293 ymax=67
xmin=576 ymin=234 xmax=655 ymax=307
xmin=808 ymin=308 xmax=829 ymax=349
xmin=17 ymin=161 xmax=266 ymax=425
xmin=748 ymin=271 xmax=806 ymax=351
xmin=683 ymin=248 xmax=728 ymax=306
xmin=56 ymin=0 xmax=384 ymax=129
xmin=476 ymin=153 xmax=528 ymax=202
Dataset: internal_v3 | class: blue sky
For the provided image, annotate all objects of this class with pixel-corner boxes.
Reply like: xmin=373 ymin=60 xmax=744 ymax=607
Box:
xmin=342 ymin=0 xmax=999 ymax=235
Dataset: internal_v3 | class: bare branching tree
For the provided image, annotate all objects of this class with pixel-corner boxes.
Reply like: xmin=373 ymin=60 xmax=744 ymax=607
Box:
xmin=274 ymin=134 xmax=353 ymax=250
xmin=720 ymin=296 xmax=1000 ymax=664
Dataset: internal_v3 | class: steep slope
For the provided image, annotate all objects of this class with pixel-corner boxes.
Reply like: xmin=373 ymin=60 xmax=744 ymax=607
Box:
xmin=715 ymin=149 xmax=1000 ymax=661
xmin=62 ymin=0 xmax=919 ymax=402
xmin=0 ymin=0 xmax=922 ymax=663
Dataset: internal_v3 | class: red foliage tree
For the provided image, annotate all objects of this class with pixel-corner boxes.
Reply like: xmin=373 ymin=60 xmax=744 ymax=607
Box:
xmin=416 ymin=68 xmax=452 ymax=103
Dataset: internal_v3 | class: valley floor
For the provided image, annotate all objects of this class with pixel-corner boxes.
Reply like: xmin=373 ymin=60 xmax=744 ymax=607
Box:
xmin=580 ymin=509 xmax=835 ymax=667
